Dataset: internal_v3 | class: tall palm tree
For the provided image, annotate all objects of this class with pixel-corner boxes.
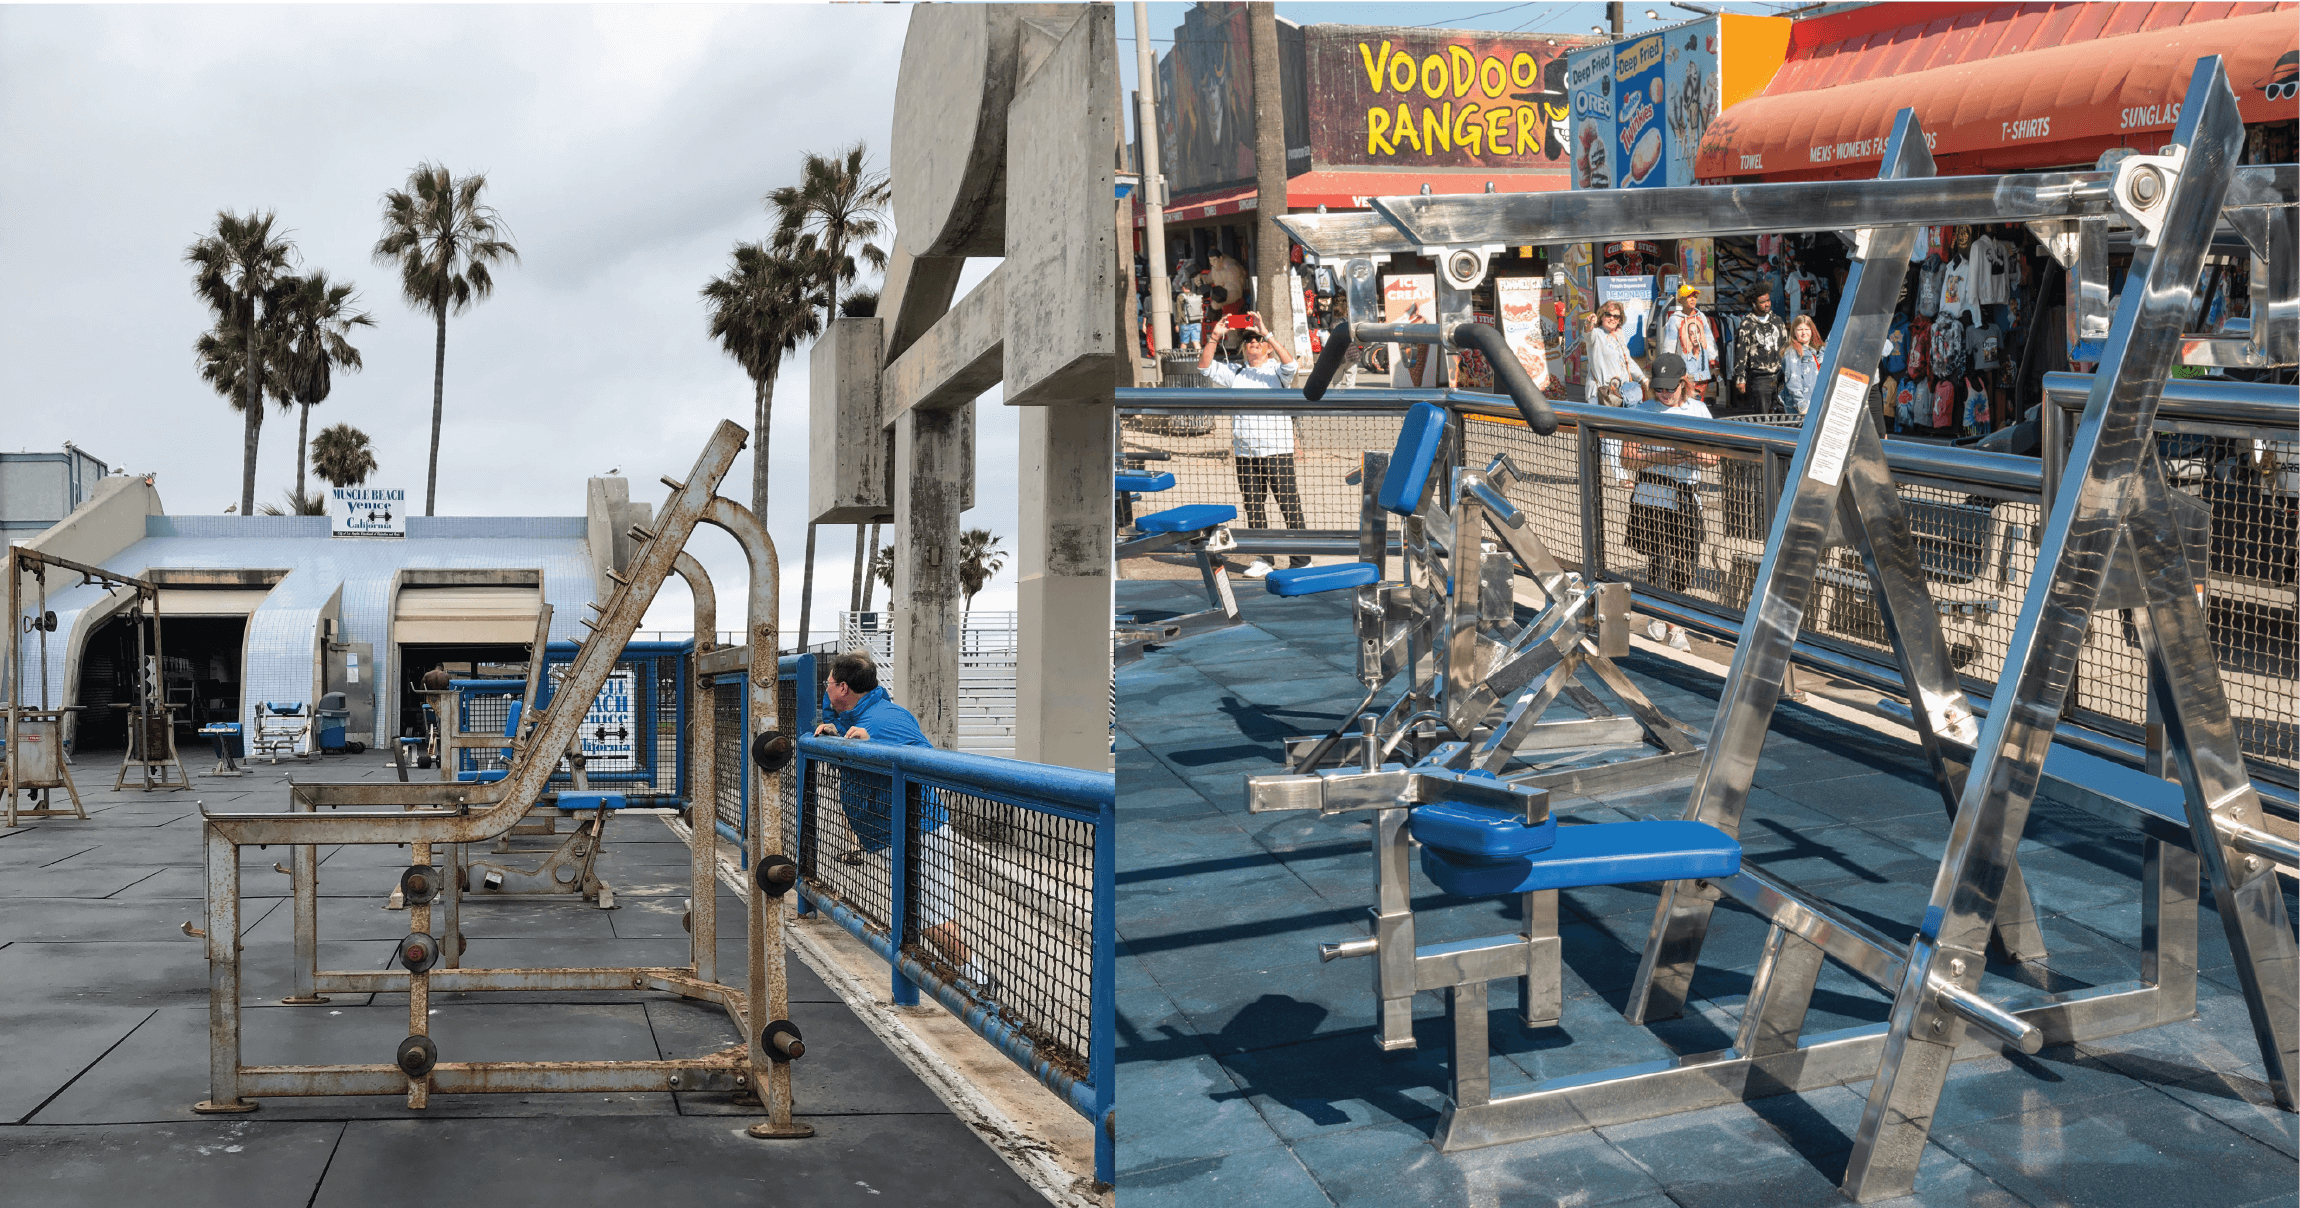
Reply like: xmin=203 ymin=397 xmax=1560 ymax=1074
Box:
xmin=373 ymin=162 xmax=518 ymax=516
xmin=768 ymin=142 xmax=891 ymax=325
xmin=769 ymin=143 xmax=890 ymax=653
xmin=277 ymin=271 xmax=376 ymax=503
xmin=701 ymin=241 xmax=823 ymax=523
xmin=310 ymin=423 xmax=378 ymax=489
xmin=957 ymin=528 xmax=1006 ymax=620
xmin=186 ymin=210 xmax=297 ymax=518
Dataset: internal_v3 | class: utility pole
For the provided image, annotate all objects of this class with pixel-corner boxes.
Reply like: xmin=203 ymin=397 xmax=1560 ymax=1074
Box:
xmin=1249 ymin=1 xmax=1292 ymax=354
xmin=1609 ymin=2 xmax=1625 ymax=35
xmin=1133 ymin=3 xmax=1173 ymax=355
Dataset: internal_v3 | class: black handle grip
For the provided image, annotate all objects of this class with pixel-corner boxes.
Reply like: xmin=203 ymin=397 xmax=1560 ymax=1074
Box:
xmin=1450 ymin=322 xmax=1558 ymax=437
xmin=1302 ymin=323 xmax=1355 ymax=401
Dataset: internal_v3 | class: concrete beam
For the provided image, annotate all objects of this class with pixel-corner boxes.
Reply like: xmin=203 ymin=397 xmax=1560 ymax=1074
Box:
xmin=878 ymin=246 xmax=966 ymax=365
xmin=1002 ymin=6 xmax=1119 ymax=407
xmin=810 ymin=317 xmax=889 ymax=524
xmin=891 ymin=407 xmax=964 ymax=749
xmin=1013 ymin=402 xmax=1114 ymax=771
xmin=882 ymin=263 xmax=1005 ymax=420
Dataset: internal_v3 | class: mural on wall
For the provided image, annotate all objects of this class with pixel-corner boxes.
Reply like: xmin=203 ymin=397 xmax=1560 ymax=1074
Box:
xmin=1663 ymin=20 xmax=1720 ymax=188
xmin=1614 ymin=33 xmax=1668 ymax=188
xmin=1565 ymin=44 xmax=1614 ymax=190
xmin=1308 ymin=28 xmax=1578 ymax=168
xmin=1153 ymin=6 xmax=1310 ymax=197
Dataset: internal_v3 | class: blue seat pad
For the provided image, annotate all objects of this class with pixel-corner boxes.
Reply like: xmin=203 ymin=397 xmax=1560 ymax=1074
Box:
xmin=1135 ymin=503 xmax=1238 ymax=534
xmin=556 ymin=793 xmax=629 ymax=811
xmin=1116 ymin=471 xmax=1176 ymax=493
xmin=1265 ymin=562 xmax=1381 ymax=597
xmin=1420 ymin=819 xmax=1740 ymax=897
xmin=1379 ymin=402 xmax=1448 ymax=516
xmin=1409 ymin=800 xmax=1558 ymax=859
xmin=456 ymin=769 xmax=511 ymax=784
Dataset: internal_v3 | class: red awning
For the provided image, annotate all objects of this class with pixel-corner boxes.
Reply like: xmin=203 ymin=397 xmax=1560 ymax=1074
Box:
xmin=1136 ymin=168 xmax=1570 ymax=226
xmin=1696 ymin=7 xmax=2299 ymax=181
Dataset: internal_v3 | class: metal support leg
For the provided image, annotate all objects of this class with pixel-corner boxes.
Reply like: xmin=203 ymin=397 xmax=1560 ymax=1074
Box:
xmin=1373 ymin=806 xmax=1417 ymax=1051
xmin=282 ymin=794 xmax=326 ymax=1004
xmin=195 ymin=826 xmax=255 ymax=1113
xmin=1735 ymin=926 xmax=1827 ymax=1058
xmin=1519 ymin=889 xmax=1560 ymax=1029
xmin=2140 ymin=837 xmax=2201 ymax=1024
xmin=1450 ymin=982 xmax=1491 ymax=1109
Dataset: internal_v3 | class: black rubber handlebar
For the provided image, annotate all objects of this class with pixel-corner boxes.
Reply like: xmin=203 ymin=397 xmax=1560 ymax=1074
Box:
xmin=1301 ymin=322 xmax=1356 ymax=401
xmin=1449 ymin=322 xmax=1558 ymax=436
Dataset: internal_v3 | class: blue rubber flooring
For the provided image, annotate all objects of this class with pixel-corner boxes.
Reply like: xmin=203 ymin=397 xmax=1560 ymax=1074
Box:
xmin=1115 ymin=579 xmax=2298 ymax=1208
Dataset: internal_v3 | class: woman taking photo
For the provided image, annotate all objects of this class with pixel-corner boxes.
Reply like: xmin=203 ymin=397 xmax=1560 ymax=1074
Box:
xmin=1780 ymin=314 xmax=1824 ymax=417
xmin=1586 ymin=300 xmax=1648 ymax=407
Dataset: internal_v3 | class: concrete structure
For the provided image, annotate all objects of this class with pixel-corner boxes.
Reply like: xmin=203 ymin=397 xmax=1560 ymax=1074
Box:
xmin=821 ymin=4 xmax=1118 ymax=770
xmin=2 ymin=474 xmax=658 ymax=750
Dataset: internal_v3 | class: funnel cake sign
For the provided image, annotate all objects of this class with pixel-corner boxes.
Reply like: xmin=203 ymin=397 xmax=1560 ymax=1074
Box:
xmin=1307 ymin=28 xmax=1581 ymax=169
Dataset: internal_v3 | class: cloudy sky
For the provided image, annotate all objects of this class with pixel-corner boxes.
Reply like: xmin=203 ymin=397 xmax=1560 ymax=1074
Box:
xmin=0 ymin=2 xmax=964 ymax=643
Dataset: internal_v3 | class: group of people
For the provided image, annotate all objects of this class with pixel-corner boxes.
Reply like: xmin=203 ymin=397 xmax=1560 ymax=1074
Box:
xmin=1580 ymin=284 xmax=1826 ymax=418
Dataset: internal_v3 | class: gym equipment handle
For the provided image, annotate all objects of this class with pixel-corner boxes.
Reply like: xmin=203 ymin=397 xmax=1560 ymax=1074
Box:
xmin=1448 ymin=322 xmax=1558 ymax=437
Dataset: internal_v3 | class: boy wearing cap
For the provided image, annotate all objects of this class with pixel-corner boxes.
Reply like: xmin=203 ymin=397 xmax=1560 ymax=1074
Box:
xmin=1618 ymin=352 xmax=1716 ymax=651
xmin=1658 ymin=284 xmax=1717 ymax=404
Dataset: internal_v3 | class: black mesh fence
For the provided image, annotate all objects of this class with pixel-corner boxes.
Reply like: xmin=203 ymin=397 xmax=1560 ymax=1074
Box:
xmin=903 ymin=785 xmax=1096 ymax=1079
xmin=454 ymin=691 xmax=519 ymax=778
xmin=714 ymin=679 xmax=744 ymax=834
xmin=1121 ymin=404 xmax=2299 ymax=783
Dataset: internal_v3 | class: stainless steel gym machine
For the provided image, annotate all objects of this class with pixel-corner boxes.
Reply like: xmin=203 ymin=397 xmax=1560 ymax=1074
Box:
xmin=1258 ymin=57 xmax=2295 ymax=1202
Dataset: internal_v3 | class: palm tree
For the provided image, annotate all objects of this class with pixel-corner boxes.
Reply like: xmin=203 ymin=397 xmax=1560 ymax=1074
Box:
xmin=277 ymin=271 xmax=376 ymax=503
xmin=770 ymin=143 xmax=891 ymax=653
xmin=310 ymin=423 xmax=378 ymax=489
xmin=701 ymin=241 xmax=823 ymax=523
xmin=373 ymin=163 xmax=518 ymax=516
xmin=186 ymin=210 xmax=297 ymax=518
xmin=768 ymin=142 xmax=891 ymax=325
xmin=957 ymin=528 xmax=1006 ymax=620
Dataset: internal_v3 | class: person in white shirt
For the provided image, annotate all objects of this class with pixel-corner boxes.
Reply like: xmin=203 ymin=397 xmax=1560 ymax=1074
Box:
xmin=1618 ymin=352 xmax=1716 ymax=651
xmin=1586 ymin=300 xmax=1648 ymax=407
xmin=1198 ymin=311 xmax=1309 ymax=575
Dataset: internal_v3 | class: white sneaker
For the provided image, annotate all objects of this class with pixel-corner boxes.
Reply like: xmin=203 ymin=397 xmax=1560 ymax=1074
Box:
xmin=1667 ymin=627 xmax=1693 ymax=651
xmin=1244 ymin=559 xmax=1275 ymax=579
xmin=1645 ymin=619 xmax=1669 ymax=642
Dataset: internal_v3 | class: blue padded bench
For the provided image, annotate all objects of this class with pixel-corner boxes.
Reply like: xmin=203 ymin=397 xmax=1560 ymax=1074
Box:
xmin=1134 ymin=503 xmax=1237 ymax=534
xmin=1266 ymin=562 xmax=1381 ymax=597
xmin=1411 ymin=801 xmax=1740 ymax=897
xmin=1117 ymin=471 xmax=1176 ymax=493
xmin=556 ymin=793 xmax=629 ymax=811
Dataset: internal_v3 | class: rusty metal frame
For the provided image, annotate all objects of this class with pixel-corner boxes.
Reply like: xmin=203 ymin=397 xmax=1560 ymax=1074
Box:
xmin=6 ymin=548 xmax=160 ymax=823
xmin=197 ymin=419 xmax=813 ymax=1137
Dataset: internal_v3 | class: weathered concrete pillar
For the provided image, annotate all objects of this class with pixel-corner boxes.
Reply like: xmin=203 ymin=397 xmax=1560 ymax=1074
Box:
xmin=1014 ymin=402 xmax=1114 ymax=770
xmin=891 ymin=406 xmax=964 ymax=748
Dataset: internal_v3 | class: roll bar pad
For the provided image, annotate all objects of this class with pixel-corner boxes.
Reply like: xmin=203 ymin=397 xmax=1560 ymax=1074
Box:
xmin=1302 ymin=323 xmax=1356 ymax=401
xmin=1448 ymin=322 xmax=1557 ymax=437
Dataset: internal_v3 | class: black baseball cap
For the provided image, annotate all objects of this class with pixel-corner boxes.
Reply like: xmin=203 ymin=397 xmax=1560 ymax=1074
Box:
xmin=1650 ymin=352 xmax=1688 ymax=393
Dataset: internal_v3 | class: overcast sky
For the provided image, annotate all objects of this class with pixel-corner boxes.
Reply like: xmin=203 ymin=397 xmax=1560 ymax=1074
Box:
xmin=0 ymin=2 xmax=972 ymax=644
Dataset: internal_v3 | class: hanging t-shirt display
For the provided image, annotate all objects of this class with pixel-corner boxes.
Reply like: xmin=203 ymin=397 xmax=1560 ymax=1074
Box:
xmin=1895 ymin=378 xmax=1921 ymax=429
xmin=1786 ymin=268 xmax=1823 ymax=319
xmin=1932 ymin=378 xmax=1957 ymax=429
xmin=1931 ymin=315 xmax=1966 ymax=380
xmin=1883 ymin=316 xmax=1909 ymax=375
xmin=1915 ymin=259 xmax=1943 ymax=318
xmin=1905 ymin=316 xmax=1931 ymax=379
xmin=1938 ymin=253 xmax=1975 ymax=326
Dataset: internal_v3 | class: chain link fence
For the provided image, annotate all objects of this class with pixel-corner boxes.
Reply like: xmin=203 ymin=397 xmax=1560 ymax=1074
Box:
xmin=1120 ymin=402 xmax=2298 ymax=785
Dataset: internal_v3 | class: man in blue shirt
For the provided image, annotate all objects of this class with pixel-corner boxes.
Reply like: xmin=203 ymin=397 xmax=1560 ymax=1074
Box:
xmin=814 ymin=654 xmax=988 ymax=992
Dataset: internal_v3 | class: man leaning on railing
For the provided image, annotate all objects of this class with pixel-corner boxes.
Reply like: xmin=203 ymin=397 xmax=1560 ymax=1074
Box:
xmin=814 ymin=652 xmax=992 ymax=993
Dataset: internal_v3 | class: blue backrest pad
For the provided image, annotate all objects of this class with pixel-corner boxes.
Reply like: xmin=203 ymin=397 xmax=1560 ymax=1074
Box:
xmin=1379 ymin=402 xmax=1449 ymax=517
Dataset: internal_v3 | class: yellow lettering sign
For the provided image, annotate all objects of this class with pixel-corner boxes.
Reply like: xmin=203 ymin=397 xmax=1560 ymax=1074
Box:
xmin=1359 ymin=41 xmax=1389 ymax=92
xmin=1448 ymin=45 xmax=1476 ymax=98
xmin=1394 ymin=103 xmax=1422 ymax=151
xmin=1367 ymin=105 xmax=1395 ymax=155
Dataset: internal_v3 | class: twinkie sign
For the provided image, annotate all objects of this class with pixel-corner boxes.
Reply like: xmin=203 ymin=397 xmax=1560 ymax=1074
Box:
xmin=331 ymin=487 xmax=406 ymax=538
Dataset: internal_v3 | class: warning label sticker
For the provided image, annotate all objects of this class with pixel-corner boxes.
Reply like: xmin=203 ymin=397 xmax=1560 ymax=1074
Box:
xmin=1806 ymin=369 xmax=1871 ymax=488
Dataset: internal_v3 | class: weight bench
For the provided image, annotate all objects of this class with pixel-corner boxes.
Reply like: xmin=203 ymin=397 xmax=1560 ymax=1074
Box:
xmin=251 ymin=701 xmax=310 ymax=764
xmin=1115 ymin=498 xmax=1243 ymax=666
xmin=1249 ymin=400 xmax=1709 ymax=1054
